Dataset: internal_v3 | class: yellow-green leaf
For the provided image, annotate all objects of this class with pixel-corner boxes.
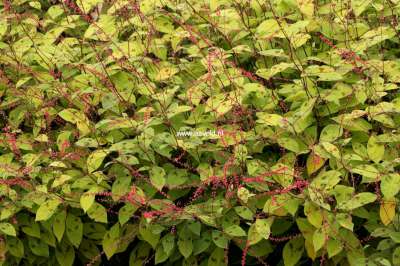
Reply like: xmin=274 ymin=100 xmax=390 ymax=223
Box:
xmin=0 ymin=223 xmax=16 ymax=236
xmin=87 ymin=202 xmax=108 ymax=223
xmin=150 ymin=166 xmax=166 ymax=190
xmin=35 ymin=198 xmax=62 ymax=221
xmin=283 ymin=237 xmax=304 ymax=266
xmin=380 ymin=199 xmax=396 ymax=225
xmin=87 ymin=149 xmax=109 ymax=173
xmin=306 ymin=152 xmax=325 ymax=175
xmin=367 ymin=135 xmax=385 ymax=163
xmin=297 ymin=0 xmax=314 ymax=17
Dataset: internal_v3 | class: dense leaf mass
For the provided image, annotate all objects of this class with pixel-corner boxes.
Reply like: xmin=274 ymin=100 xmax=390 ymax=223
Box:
xmin=1 ymin=0 xmax=400 ymax=265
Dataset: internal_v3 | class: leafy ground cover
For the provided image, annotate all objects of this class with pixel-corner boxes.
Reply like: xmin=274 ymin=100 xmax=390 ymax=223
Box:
xmin=1 ymin=0 xmax=400 ymax=265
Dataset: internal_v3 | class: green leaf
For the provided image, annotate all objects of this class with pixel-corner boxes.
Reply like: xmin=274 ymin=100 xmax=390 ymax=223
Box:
xmin=248 ymin=223 xmax=263 ymax=246
xmin=29 ymin=1 xmax=41 ymax=10
xmin=312 ymin=228 xmax=325 ymax=252
xmin=153 ymin=15 xmax=174 ymax=33
xmin=305 ymin=65 xmax=343 ymax=81
xmin=161 ymin=233 xmax=175 ymax=255
xmin=102 ymin=223 xmax=120 ymax=259
xmin=337 ymin=213 xmax=354 ymax=231
xmin=208 ymin=248 xmax=226 ymax=266
xmin=112 ymin=175 xmax=131 ymax=201
xmin=53 ymin=210 xmax=66 ymax=242
xmin=234 ymin=206 xmax=254 ymax=220
xmin=320 ymin=142 xmax=341 ymax=159
xmin=338 ymin=192 xmax=377 ymax=211
xmin=66 ymin=213 xmax=83 ymax=248
xmin=150 ymin=166 xmax=166 ymax=190
xmin=351 ymin=164 xmax=380 ymax=182
xmin=58 ymin=108 xmax=82 ymax=124
xmin=224 ymin=225 xmax=246 ymax=237
xmin=322 ymin=83 xmax=353 ymax=103
xmin=278 ymin=135 xmax=308 ymax=154
xmin=327 ymin=238 xmax=343 ymax=258
xmin=212 ymin=230 xmax=229 ymax=248
xmin=257 ymin=113 xmax=284 ymax=126
xmin=167 ymin=104 xmax=192 ymax=118
xmin=187 ymin=221 xmax=201 ymax=236
xmin=6 ymin=237 xmax=24 ymax=257
xmin=87 ymin=202 xmax=108 ymax=223
xmin=129 ymin=242 xmax=151 ymax=266
xmin=80 ymin=191 xmax=95 ymax=213
xmin=308 ymin=170 xmax=341 ymax=209
xmin=283 ymin=237 xmax=304 ymax=266
xmin=255 ymin=218 xmax=273 ymax=239
xmin=193 ymin=232 xmax=211 ymax=255
xmin=55 ymin=245 xmax=75 ymax=266
xmin=380 ymin=199 xmax=396 ymax=226
xmin=0 ymin=18 xmax=7 ymax=37
xmin=237 ymin=187 xmax=255 ymax=203
xmin=87 ymin=149 xmax=109 ymax=173
xmin=259 ymin=49 xmax=288 ymax=58
xmin=155 ymin=67 xmax=179 ymax=81
xmin=12 ymin=37 xmax=33 ymax=57
xmin=0 ymin=223 xmax=16 ymax=236
xmin=84 ymin=15 xmax=116 ymax=41
xmin=296 ymin=0 xmax=314 ymax=17
xmin=256 ymin=63 xmax=295 ymax=79
xmin=35 ymin=198 xmax=62 ymax=221
xmin=351 ymin=0 xmax=372 ymax=16
xmin=381 ymin=173 xmax=400 ymax=198
xmin=306 ymin=152 xmax=325 ymax=176
xmin=320 ymin=124 xmax=343 ymax=142
xmin=205 ymin=93 xmax=233 ymax=117
xmin=22 ymin=223 xmax=40 ymax=238
xmin=332 ymin=185 xmax=355 ymax=206
xmin=304 ymin=201 xmax=323 ymax=228
xmin=139 ymin=225 xmax=159 ymax=249
xmin=155 ymin=244 xmax=169 ymax=264
xmin=76 ymin=0 xmax=101 ymax=11
xmin=101 ymin=93 xmax=119 ymax=110
xmin=393 ymin=246 xmax=400 ymax=266
xmin=256 ymin=19 xmax=281 ymax=38
xmin=95 ymin=117 xmax=137 ymax=132
xmin=29 ymin=237 xmax=49 ymax=257
xmin=291 ymin=33 xmax=311 ymax=49
xmin=118 ymin=203 xmax=138 ymax=226
xmin=178 ymin=227 xmax=193 ymax=258
xmin=80 ymin=239 xmax=100 ymax=260
xmin=367 ymin=135 xmax=385 ymax=163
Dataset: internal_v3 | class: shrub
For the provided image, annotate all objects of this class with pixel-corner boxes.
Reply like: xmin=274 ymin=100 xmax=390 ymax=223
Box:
xmin=1 ymin=0 xmax=400 ymax=265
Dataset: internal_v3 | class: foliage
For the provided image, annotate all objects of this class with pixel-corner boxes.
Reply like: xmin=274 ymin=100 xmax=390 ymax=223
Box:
xmin=1 ymin=0 xmax=400 ymax=265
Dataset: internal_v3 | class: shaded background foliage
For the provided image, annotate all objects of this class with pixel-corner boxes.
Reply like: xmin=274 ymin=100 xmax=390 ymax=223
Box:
xmin=1 ymin=0 xmax=400 ymax=265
